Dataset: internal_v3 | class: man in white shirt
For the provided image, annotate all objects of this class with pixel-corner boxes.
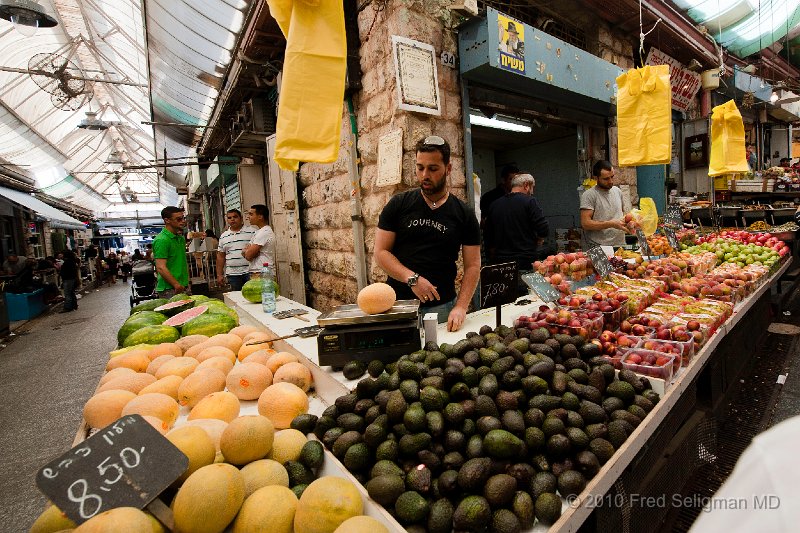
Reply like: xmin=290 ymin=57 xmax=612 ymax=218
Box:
xmin=242 ymin=204 xmax=276 ymax=276
xmin=216 ymin=209 xmax=256 ymax=291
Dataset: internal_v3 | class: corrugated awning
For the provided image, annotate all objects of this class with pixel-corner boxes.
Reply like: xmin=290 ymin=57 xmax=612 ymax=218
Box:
xmin=0 ymin=185 xmax=85 ymax=230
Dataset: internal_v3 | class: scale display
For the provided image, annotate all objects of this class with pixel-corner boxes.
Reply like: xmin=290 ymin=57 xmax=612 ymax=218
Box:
xmin=317 ymin=320 xmax=421 ymax=367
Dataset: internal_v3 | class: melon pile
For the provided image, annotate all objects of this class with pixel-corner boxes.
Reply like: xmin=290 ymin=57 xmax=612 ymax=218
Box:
xmin=117 ymin=295 xmax=241 ymax=348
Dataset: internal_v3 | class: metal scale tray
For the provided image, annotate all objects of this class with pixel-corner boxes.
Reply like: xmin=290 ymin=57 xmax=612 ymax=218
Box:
xmin=316 ymin=300 xmax=420 ymax=327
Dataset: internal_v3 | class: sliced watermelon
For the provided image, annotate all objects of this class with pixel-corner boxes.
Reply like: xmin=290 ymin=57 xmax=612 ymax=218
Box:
xmin=153 ymin=299 xmax=194 ymax=317
xmin=164 ymin=305 xmax=209 ymax=327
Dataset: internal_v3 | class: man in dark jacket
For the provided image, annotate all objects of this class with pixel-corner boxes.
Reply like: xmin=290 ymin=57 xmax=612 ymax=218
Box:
xmin=485 ymin=173 xmax=549 ymax=294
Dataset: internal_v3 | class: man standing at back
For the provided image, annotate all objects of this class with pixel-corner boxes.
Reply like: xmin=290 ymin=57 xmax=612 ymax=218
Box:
xmin=485 ymin=173 xmax=549 ymax=294
xmin=580 ymin=160 xmax=631 ymax=249
xmin=153 ymin=206 xmax=190 ymax=298
xmin=480 ymin=164 xmax=519 ymax=224
xmin=374 ymin=136 xmax=481 ymax=332
xmin=242 ymin=204 xmax=276 ymax=276
xmin=216 ymin=209 xmax=256 ymax=291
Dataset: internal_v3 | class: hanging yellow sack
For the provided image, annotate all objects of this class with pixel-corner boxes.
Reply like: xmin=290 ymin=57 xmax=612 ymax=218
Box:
xmin=708 ymin=99 xmax=749 ymax=177
xmin=267 ymin=0 xmax=347 ymax=171
xmin=616 ymin=65 xmax=672 ymax=166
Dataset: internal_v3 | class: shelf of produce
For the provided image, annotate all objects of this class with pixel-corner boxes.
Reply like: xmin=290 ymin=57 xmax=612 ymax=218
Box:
xmin=550 ymin=257 xmax=791 ymax=532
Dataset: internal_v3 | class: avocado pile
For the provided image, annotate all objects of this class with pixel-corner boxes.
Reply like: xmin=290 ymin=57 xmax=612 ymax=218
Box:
xmin=297 ymin=324 xmax=660 ymax=532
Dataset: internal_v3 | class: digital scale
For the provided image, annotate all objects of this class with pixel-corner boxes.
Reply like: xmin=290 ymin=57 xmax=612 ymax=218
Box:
xmin=316 ymin=300 xmax=422 ymax=367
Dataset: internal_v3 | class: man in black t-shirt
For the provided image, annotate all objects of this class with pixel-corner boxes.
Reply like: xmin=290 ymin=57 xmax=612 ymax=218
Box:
xmin=485 ymin=173 xmax=549 ymax=294
xmin=375 ymin=136 xmax=481 ymax=332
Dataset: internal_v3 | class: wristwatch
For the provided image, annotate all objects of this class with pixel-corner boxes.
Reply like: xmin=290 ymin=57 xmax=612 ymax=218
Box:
xmin=407 ymin=273 xmax=420 ymax=287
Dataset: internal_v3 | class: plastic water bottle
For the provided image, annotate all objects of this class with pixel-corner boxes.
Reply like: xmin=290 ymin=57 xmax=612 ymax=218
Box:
xmin=261 ymin=262 xmax=276 ymax=313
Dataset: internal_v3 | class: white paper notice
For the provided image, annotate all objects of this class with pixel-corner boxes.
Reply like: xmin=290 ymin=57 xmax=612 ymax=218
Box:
xmin=376 ymin=129 xmax=403 ymax=187
xmin=392 ymin=36 xmax=441 ymax=115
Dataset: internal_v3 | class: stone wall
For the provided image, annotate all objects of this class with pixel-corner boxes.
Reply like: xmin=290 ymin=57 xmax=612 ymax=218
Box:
xmin=299 ymin=0 xmax=465 ymax=311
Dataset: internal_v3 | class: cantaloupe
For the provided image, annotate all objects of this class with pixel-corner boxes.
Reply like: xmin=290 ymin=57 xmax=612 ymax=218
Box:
xmin=232 ymin=485 xmax=297 ymax=533
xmin=98 ymin=367 xmax=136 ymax=387
xmin=178 ymin=368 xmax=226 ymax=408
xmin=226 ymin=362 xmax=273 ymax=400
xmin=357 ymin=282 xmax=396 ymax=315
xmin=175 ymin=334 xmax=209 ymax=352
xmin=240 ymin=459 xmax=290 ymax=498
xmin=148 ymin=342 xmax=183 ymax=360
xmin=333 ymin=516 xmax=390 ymax=533
xmin=242 ymin=331 xmax=273 ymax=345
xmin=166 ymin=425 xmax=216 ymax=483
xmin=237 ymin=342 xmax=275 ymax=362
xmin=154 ymin=357 xmax=199 ymax=379
xmin=97 ymin=372 xmax=157 ymax=394
xmin=73 ymin=506 xmax=152 ymax=532
xmin=138 ymin=375 xmax=182 ymax=400
xmin=83 ymin=390 xmax=137 ymax=428
xmin=172 ymin=463 xmax=244 ymax=533
xmin=257 ymin=382 xmax=309 ymax=429
xmin=188 ymin=391 xmax=240 ymax=422
xmin=293 ymin=477 xmax=364 ymax=533
xmin=196 ymin=355 xmax=235 ymax=375
xmin=273 ymin=361 xmax=313 ymax=392
xmin=140 ymin=414 xmax=169 ymax=435
xmin=229 ymin=325 xmax=262 ymax=339
xmin=195 ymin=345 xmax=237 ymax=364
xmin=121 ymin=392 xmax=179 ymax=427
xmin=185 ymin=418 xmax=228 ymax=452
xmin=219 ymin=415 xmax=275 ymax=465
xmin=30 ymin=503 xmax=76 ymax=533
xmin=265 ymin=351 xmax=301 ymax=375
xmin=203 ymin=333 xmax=243 ymax=354
xmin=269 ymin=429 xmax=308 ymax=464
xmin=106 ymin=351 xmax=150 ymax=372
xmin=146 ymin=354 xmax=175 ymax=375
xmin=241 ymin=349 xmax=273 ymax=365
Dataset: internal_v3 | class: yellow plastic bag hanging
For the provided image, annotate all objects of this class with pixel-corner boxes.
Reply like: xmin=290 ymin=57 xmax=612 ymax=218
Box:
xmin=631 ymin=197 xmax=659 ymax=236
xmin=267 ymin=0 xmax=346 ymax=171
xmin=616 ymin=65 xmax=672 ymax=166
xmin=708 ymin=100 xmax=749 ymax=177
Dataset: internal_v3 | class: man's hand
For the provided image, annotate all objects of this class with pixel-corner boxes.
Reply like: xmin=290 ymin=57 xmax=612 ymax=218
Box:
xmin=216 ymin=275 xmax=225 ymax=286
xmin=411 ymin=276 xmax=440 ymax=304
xmin=609 ymin=219 xmax=629 ymax=232
xmin=447 ymin=305 xmax=467 ymax=332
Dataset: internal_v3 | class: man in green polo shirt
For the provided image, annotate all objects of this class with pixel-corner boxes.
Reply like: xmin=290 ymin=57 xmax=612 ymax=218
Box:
xmin=153 ymin=206 xmax=190 ymax=298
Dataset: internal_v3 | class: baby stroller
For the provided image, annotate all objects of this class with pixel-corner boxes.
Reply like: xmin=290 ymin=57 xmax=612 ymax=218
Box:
xmin=130 ymin=260 xmax=157 ymax=307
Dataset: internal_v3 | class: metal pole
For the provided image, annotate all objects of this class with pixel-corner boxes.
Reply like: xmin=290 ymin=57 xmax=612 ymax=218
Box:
xmin=345 ymin=98 xmax=368 ymax=290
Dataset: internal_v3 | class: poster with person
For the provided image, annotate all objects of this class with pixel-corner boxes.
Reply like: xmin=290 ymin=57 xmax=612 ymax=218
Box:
xmin=497 ymin=13 xmax=525 ymax=75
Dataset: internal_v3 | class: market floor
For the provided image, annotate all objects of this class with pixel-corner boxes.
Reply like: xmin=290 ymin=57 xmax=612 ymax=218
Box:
xmin=0 ymin=281 xmax=131 ymax=532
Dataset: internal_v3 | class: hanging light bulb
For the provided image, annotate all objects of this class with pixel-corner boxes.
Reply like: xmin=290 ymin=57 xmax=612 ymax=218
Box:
xmin=771 ymin=92 xmax=780 ymax=103
xmin=0 ymin=0 xmax=58 ymax=37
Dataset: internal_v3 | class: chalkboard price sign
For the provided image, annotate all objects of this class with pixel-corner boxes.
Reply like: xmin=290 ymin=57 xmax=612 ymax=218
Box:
xmin=480 ymin=262 xmax=518 ymax=309
xmin=665 ymin=227 xmax=679 ymax=250
xmin=522 ymin=272 xmax=561 ymax=302
xmin=36 ymin=415 xmax=188 ymax=524
xmin=665 ymin=205 xmax=683 ymax=227
xmin=586 ymin=246 xmax=613 ymax=278
xmin=635 ymin=228 xmax=652 ymax=257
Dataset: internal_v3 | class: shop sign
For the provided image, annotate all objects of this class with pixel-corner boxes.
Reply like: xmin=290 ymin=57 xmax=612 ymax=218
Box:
xmin=496 ymin=12 xmax=526 ymax=75
xmin=645 ymin=48 xmax=701 ymax=112
xmin=36 ymin=415 xmax=188 ymax=524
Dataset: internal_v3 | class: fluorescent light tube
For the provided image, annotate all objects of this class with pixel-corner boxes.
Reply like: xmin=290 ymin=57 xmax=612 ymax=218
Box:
xmin=469 ymin=113 xmax=532 ymax=133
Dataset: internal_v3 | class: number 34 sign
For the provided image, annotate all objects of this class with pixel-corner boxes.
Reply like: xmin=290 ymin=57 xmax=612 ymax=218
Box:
xmin=36 ymin=415 xmax=188 ymax=524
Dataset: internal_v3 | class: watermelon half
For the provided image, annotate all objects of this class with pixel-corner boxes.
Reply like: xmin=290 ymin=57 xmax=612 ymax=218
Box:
xmin=164 ymin=305 xmax=208 ymax=327
xmin=154 ymin=299 xmax=195 ymax=317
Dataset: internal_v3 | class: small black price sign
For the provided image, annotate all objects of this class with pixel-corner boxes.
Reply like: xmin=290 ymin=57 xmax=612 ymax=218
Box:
xmin=665 ymin=205 xmax=683 ymax=227
xmin=635 ymin=228 xmax=652 ymax=256
xmin=522 ymin=272 xmax=560 ymax=302
xmin=36 ymin=415 xmax=188 ymax=524
xmin=480 ymin=262 xmax=518 ymax=309
xmin=665 ymin=227 xmax=679 ymax=250
xmin=586 ymin=246 xmax=613 ymax=278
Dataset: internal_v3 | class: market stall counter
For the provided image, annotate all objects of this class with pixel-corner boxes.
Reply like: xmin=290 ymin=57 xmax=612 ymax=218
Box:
xmin=222 ymin=256 xmax=790 ymax=532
